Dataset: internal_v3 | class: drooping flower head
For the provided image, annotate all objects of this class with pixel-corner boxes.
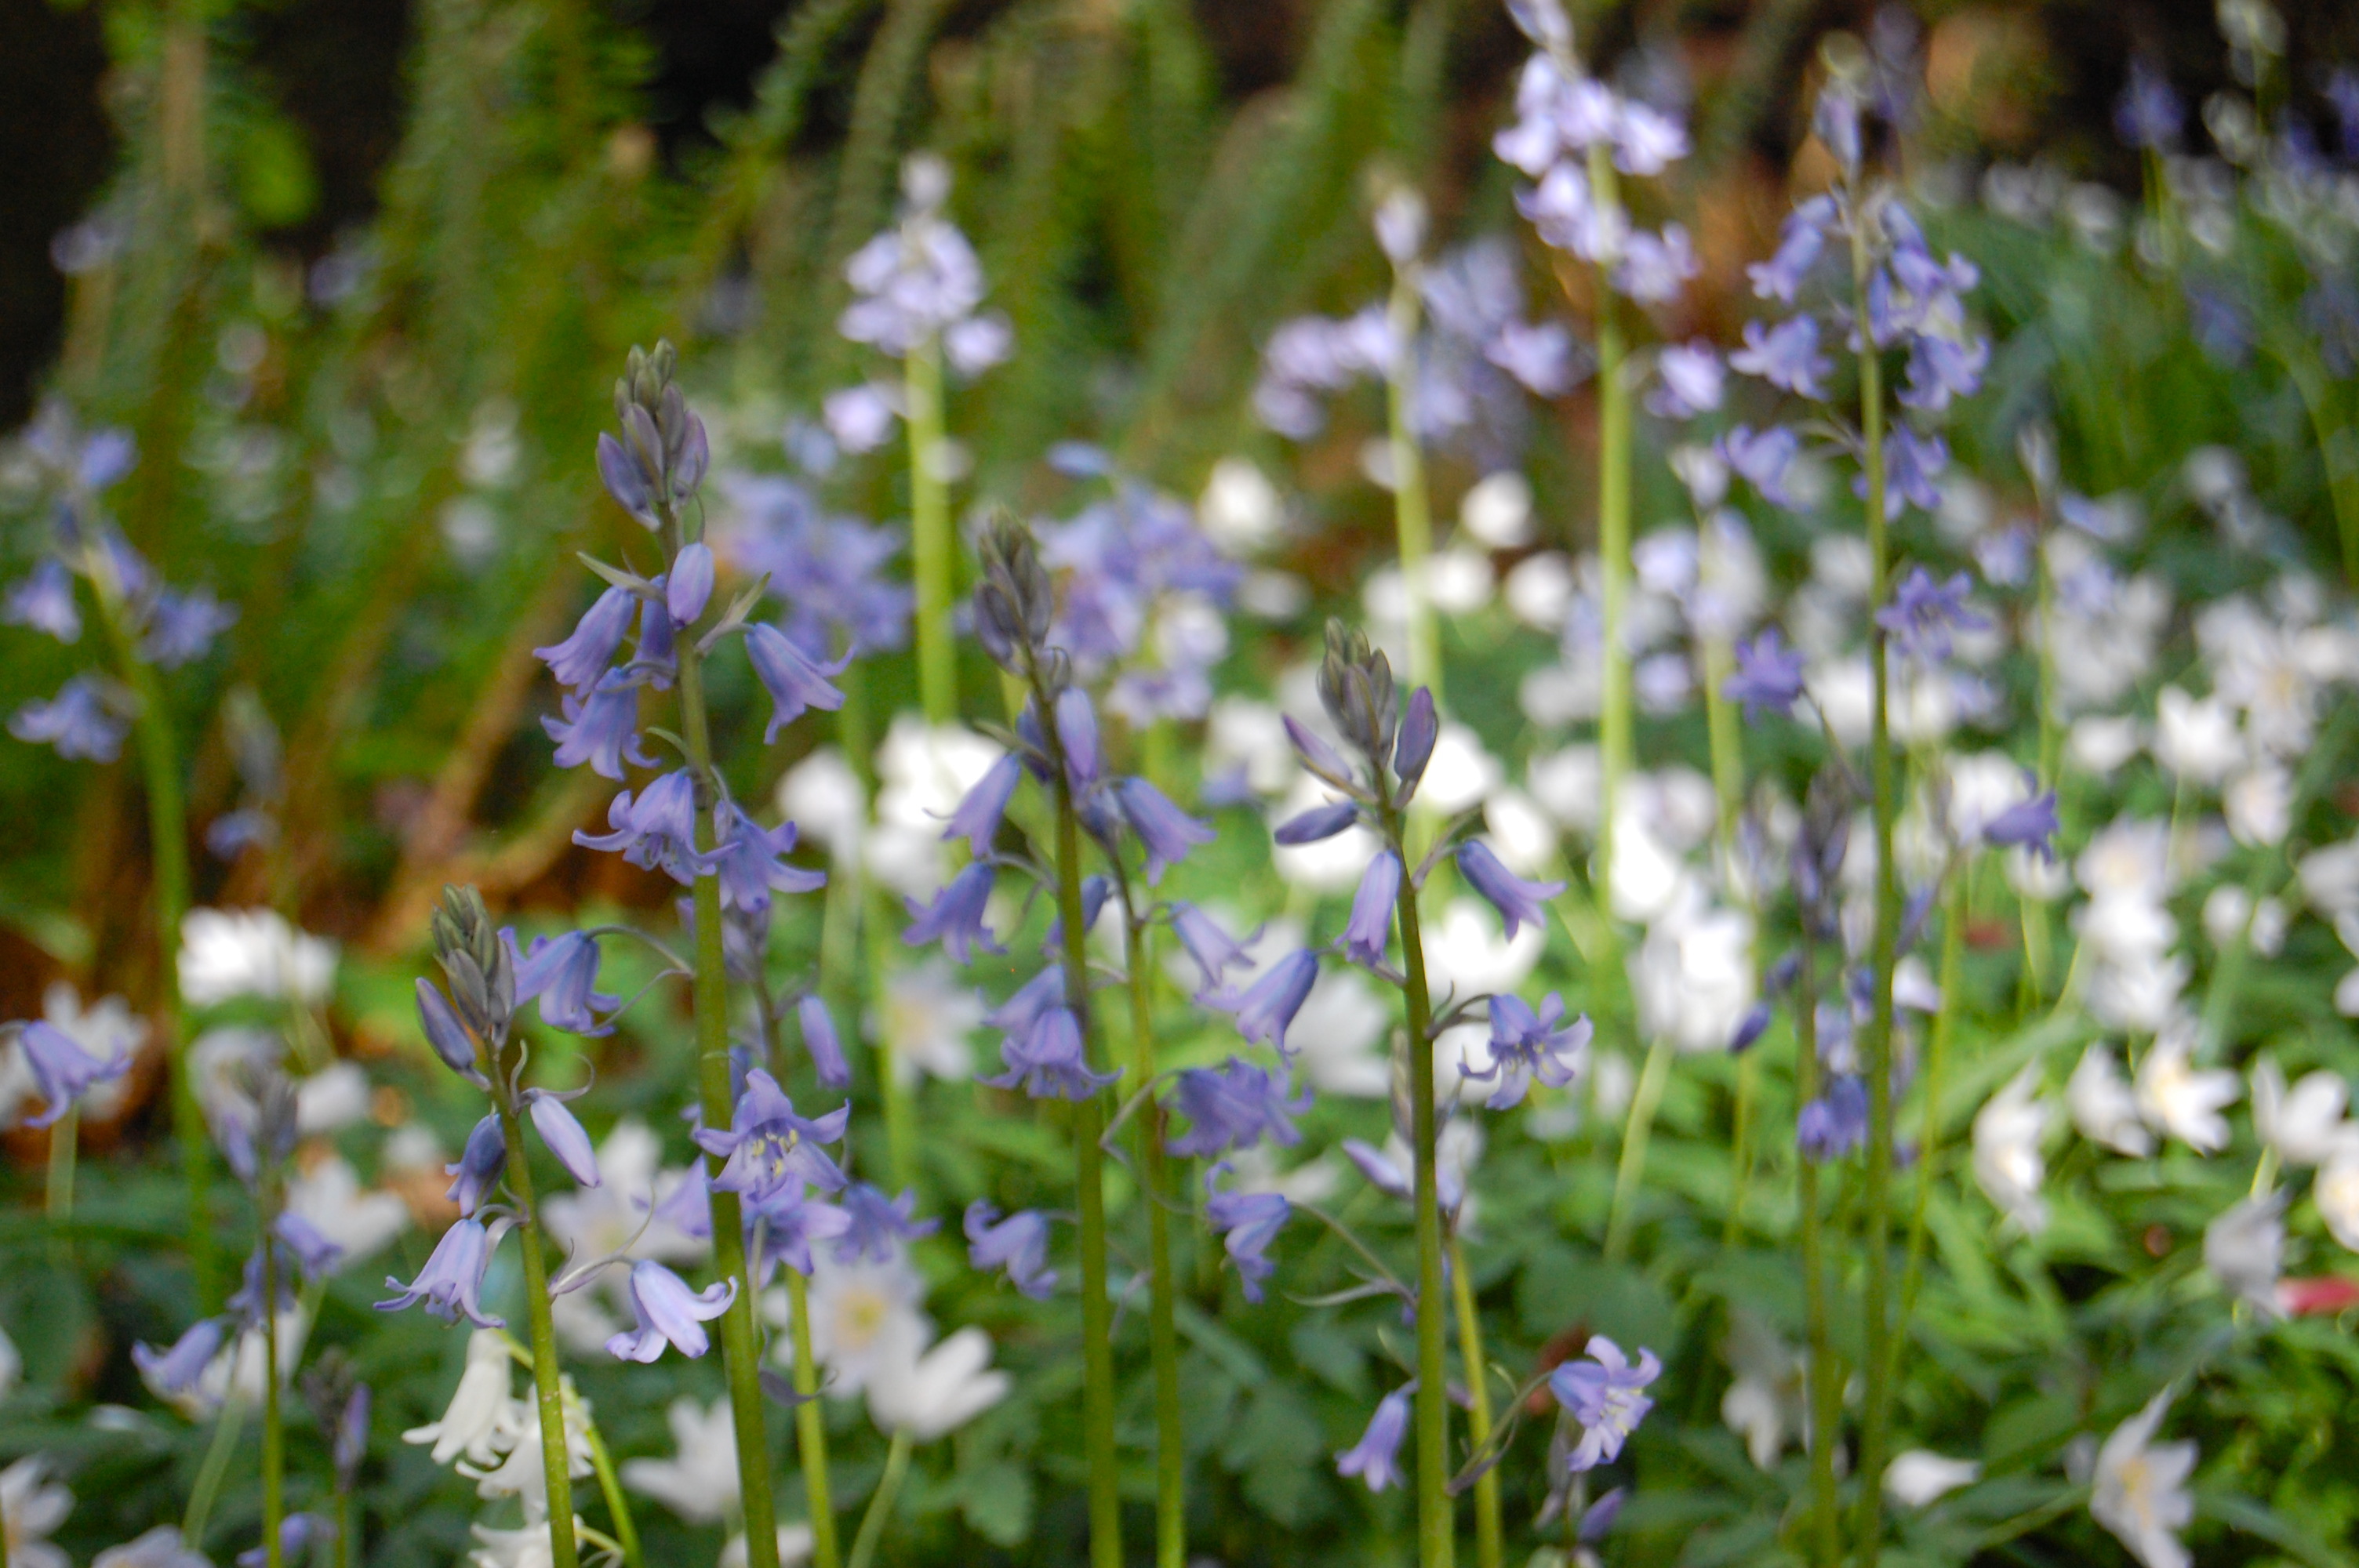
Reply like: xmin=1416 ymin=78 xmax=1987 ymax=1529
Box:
xmin=693 ymin=1070 xmax=850 ymax=1203
xmin=1549 ymin=1335 xmax=1662 ymax=1471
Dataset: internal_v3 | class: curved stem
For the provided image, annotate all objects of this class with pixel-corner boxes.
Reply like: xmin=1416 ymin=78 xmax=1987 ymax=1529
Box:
xmin=1605 ymin=1036 xmax=1673 ymax=1263
xmin=1125 ymin=917 xmax=1187 ymax=1568
xmin=496 ymin=1100 xmax=580 ymax=1568
xmin=1446 ymin=1235 xmax=1500 ymax=1568
xmin=586 ymin=1418 xmax=645 ymax=1568
xmin=907 ymin=336 xmax=955 ymax=724
xmin=1795 ymin=946 xmax=1841 ymax=1567
xmin=785 ymin=1271 xmax=837 ymax=1563
xmin=182 ymin=1396 xmax=249 ymax=1546
xmin=1385 ymin=269 xmax=1441 ymax=703
xmin=844 ymin=1431 xmax=913 ymax=1568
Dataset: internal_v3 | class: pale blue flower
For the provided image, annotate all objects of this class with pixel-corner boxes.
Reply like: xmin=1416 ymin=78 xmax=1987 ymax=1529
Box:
xmin=605 ymin=1259 xmax=736 ymax=1362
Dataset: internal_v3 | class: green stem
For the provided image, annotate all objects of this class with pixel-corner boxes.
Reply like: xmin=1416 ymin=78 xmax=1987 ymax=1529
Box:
xmin=1795 ymin=947 xmax=1841 ymax=1567
xmin=262 ymin=1230 xmax=284 ymax=1568
xmin=1723 ymin=1051 xmax=1761 ymax=1247
xmin=867 ymin=881 xmax=918 ymax=1192
xmin=907 ymin=336 xmax=955 ymax=724
xmin=1892 ymin=877 xmax=1964 ymax=1381
xmin=1126 ymin=918 xmax=1187 ymax=1568
xmin=2276 ymin=336 xmax=2359 ymax=590
xmin=1446 ymin=1236 xmax=1500 ymax=1568
xmin=45 ymin=1107 xmax=78 ymax=1258
xmin=1385 ymin=267 xmax=1441 ymax=703
xmin=1590 ymin=144 xmax=1634 ymax=923
xmin=1604 ymin=1035 xmax=1672 ymax=1262
xmin=674 ymin=514 xmax=800 ymax=1568
xmin=183 ymin=1396 xmax=249 ymax=1546
xmin=587 ymin=1420 xmax=645 ymax=1568
xmin=1384 ymin=800 xmax=1454 ymax=1568
xmin=784 ymin=1271 xmax=838 ymax=1564
xmin=495 ymin=1098 xmax=580 ymax=1568
xmin=844 ymin=1431 xmax=913 ymax=1568
xmin=332 ymin=1489 xmax=351 ymax=1568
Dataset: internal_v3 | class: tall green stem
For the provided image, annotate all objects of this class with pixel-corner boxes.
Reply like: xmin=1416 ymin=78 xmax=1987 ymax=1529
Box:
xmin=672 ymin=515 xmax=797 ymax=1568
xmin=332 ymin=1488 xmax=351 ymax=1568
xmin=1850 ymin=226 xmax=1898 ymax=1568
xmin=1590 ymin=145 xmax=1634 ymax=920
xmin=784 ymin=1271 xmax=838 ymax=1565
xmin=1794 ymin=946 xmax=1841 ymax=1566
xmin=1446 ymin=1236 xmax=1500 ymax=1568
xmin=1126 ymin=918 xmax=1187 ymax=1568
xmin=45 ymin=1109 xmax=78 ymax=1250
xmin=586 ymin=1420 xmax=645 ymax=1568
xmin=907 ymin=337 xmax=955 ymax=724
xmin=495 ymin=1098 xmax=580 ymax=1568
xmin=183 ymin=1397 xmax=249 ymax=1544
xmin=1385 ymin=270 xmax=1441 ymax=702
xmin=260 ymin=1229 xmax=284 ymax=1568
xmin=1384 ymin=800 xmax=1454 ymax=1568
xmin=845 ymin=1432 xmax=913 ymax=1568
xmin=1605 ymin=1036 xmax=1674 ymax=1262
xmin=1893 ymin=879 xmax=1964 ymax=1364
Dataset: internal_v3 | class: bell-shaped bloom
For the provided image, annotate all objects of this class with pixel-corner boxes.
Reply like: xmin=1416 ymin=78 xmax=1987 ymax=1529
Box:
xmin=515 ymin=931 xmax=618 ymax=1036
xmin=525 ymin=1091 xmax=601 ymax=1188
xmin=274 ymin=1211 xmax=347 ymax=1279
xmin=574 ymin=770 xmax=701 ymax=884
xmin=132 ymin=1317 xmax=227 ymax=1399
xmin=699 ymin=801 xmax=826 ymax=915
xmin=12 ymin=1018 xmax=132 ymax=1127
xmin=1550 ymin=1335 xmax=1661 ymax=1471
xmin=1282 ymin=713 xmax=1355 ymax=786
xmin=1797 ymin=1076 xmax=1870 ymax=1162
xmin=1216 ymin=949 xmax=1321 ymax=1054
xmin=1982 ymin=791 xmax=2060 ymax=861
xmin=982 ymin=1006 xmax=1118 ymax=1102
xmin=1392 ymin=688 xmax=1438 ymax=798
xmin=694 ymin=1069 xmax=850 ymax=1202
xmin=1204 ymin=1164 xmax=1289 ymax=1302
xmin=943 ymin=753 xmax=1022 ymax=856
xmin=1273 ymin=800 xmax=1360 ymax=845
xmin=1875 ymin=567 xmax=1986 ymax=663
xmin=745 ymin=624 xmax=848 ymax=742
xmin=1342 ymin=851 xmax=1402 ymax=967
xmin=834 ymin=1182 xmax=938 ymax=1265
xmin=1729 ymin=315 xmax=1829 ymax=398
xmin=142 ymin=587 xmax=237 ymax=670
xmin=1166 ymin=1058 xmax=1311 ymax=1158
xmin=543 ymin=673 xmax=653 ymax=782
xmin=416 ymin=978 xmax=489 ymax=1087
xmin=1466 ymin=992 xmax=1592 ymax=1109
xmin=1169 ymin=905 xmax=1256 ymax=993
xmin=1336 ymin=1383 xmax=1415 ymax=1493
xmin=377 ymin=1217 xmax=503 ymax=1327
xmin=746 ymin=1183 xmax=851 ymax=1283
xmin=1114 ymin=778 xmax=1213 ymax=885
xmin=636 ymin=583 xmax=677 ymax=687
xmin=1054 ymin=688 xmax=1100 ymax=790
xmin=797 ymin=996 xmax=852 ymax=1090
xmin=667 ymin=543 xmax=715 ymax=627
xmin=902 ymin=862 xmax=1002 ymax=964
xmin=1456 ymin=840 xmax=1565 ymax=942
xmin=535 ymin=586 xmax=636 ymax=690
xmin=11 ymin=674 xmax=128 ymax=762
xmin=605 ymin=1260 xmax=737 ymax=1362
xmin=444 ymin=1115 xmax=507 ymax=1216
xmin=1724 ymin=629 xmax=1805 ymax=719
xmin=964 ymin=1200 xmax=1056 ymax=1299
xmin=4 ymin=558 xmax=82 ymax=643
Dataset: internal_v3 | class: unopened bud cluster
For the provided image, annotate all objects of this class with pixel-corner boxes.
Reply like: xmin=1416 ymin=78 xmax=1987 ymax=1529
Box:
xmin=976 ymin=510 xmax=1070 ymax=694
xmin=598 ymin=339 xmax=711 ymax=530
xmin=432 ymin=884 xmax=515 ymax=1047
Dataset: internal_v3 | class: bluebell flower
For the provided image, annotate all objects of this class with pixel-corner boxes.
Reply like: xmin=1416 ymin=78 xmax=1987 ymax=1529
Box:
xmin=1393 ymin=687 xmax=1438 ymax=797
xmin=444 ymin=1114 xmax=507 ymax=1215
xmin=1054 ymin=688 xmax=1100 ymax=789
xmin=1898 ymin=333 xmax=1988 ymax=413
xmin=1983 ymin=790 xmax=2060 ymax=860
xmin=983 ymin=1005 xmax=1118 ymax=1101
xmin=514 ymin=931 xmax=617 ymax=1036
xmin=133 ymin=1316 xmax=226 ymax=1396
xmin=2114 ymin=56 xmax=2183 ymax=151
xmin=1336 ymin=1384 xmax=1415 ymax=1493
xmin=1034 ymin=477 xmax=1241 ymax=701
xmin=574 ymin=769 xmax=701 ymax=882
xmin=11 ymin=673 xmax=128 ymax=761
xmin=535 ymin=586 xmax=636 ymax=690
xmin=789 ymin=995 xmax=850 ymax=1089
xmin=745 ymin=624 xmax=848 ymax=743
xmin=838 ymin=156 xmax=1009 ymax=365
xmin=9 ymin=1018 xmax=130 ymax=1127
xmin=598 ymin=347 xmax=710 ymax=529
xmin=667 ymin=543 xmax=715 ymax=627
xmin=1647 ymin=343 xmax=1724 ymax=419
xmin=1717 ymin=425 xmax=1801 ymax=509
xmin=1283 ymin=713 xmax=1357 ymax=787
xmin=1579 ymin=1487 xmax=1627 ymax=1543
xmin=745 ymin=1183 xmax=851 ymax=1283
xmin=524 ymin=1090 xmax=601 ymax=1188
xmin=205 ymin=808 xmax=275 ymax=861
xmin=1814 ymin=80 xmax=1862 ymax=176
xmin=416 ymin=978 xmax=489 ymax=1086
xmin=237 ymin=1513 xmax=330 ymax=1568
xmin=833 ymin=1182 xmax=937 ymax=1264
xmin=605 ymin=1259 xmax=736 ymax=1362
xmin=634 ymin=582 xmax=676 ymax=688
xmin=1466 ymin=993 xmax=1591 ymax=1109
xmin=1550 ymin=1336 xmax=1661 ymax=1470
xmin=1748 ymin=196 xmax=1834 ymax=303
xmin=1615 ymin=225 xmax=1698 ymax=304
xmin=142 ymin=587 xmax=236 ymax=669
xmin=1339 ymin=1138 xmax=1415 ymax=1203
xmin=903 ymin=862 xmax=1002 ymax=963
xmin=331 ymin=1384 xmax=370 ymax=1489
xmin=1724 ymin=629 xmax=1806 ymax=718
xmin=1169 ymin=905 xmax=1256 ymax=995
xmin=718 ymin=474 xmax=912 ymax=657
xmin=1797 ymin=1076 xmax=1869 ymax=1162
xmin=700 ymin=800 xmax=827 ymax=914
xmin=1874 ymin=567 xmax=1986 ymax=662
xmin=1730 ymin=316 xmax=1829 ymax=398
xmin=1342 ymin=851 xmax=1402 ymax=967
xmin=1166 ymin=1058 xmax=1311 ymax=1158
xmin=1456 ymin=840 xmax=1565 ymax=942
xmin=943 ymin=753 xmax=1022 ymax=856
xmin=4 ymin=559 xmax=80 ymax=642
xmin=1204 ymin=1164 xmax=1289 ymax=1302
xmin=227 ymin=1240 xmax=297 ymax=1321
xmin=652 ymin=1163 xmax=713 ymax=1242
xmin=1860 ymin=428 xmax=1947 ymax=518
xmin=695 ymin=1069 xmax=849 ymax=1200
xmin=1113 ymin=777 xmax=1214 ymax=884
xmin=274 ymin=1211 xmax=347 ymax=1279
xmin=986 ymin=966 xmax=1067 ymax=1040
xmin=1728 ymin=1002 xmax=1774 ymax=1053
xmin=965 ymin=1200 xmax=1056 ymax=1298
xmin=1216 ymin=949 xmax=1321 ymax=1054
xmin=377 ymin=1217 xmax=503 ymax=1327
xmin=543 ymin=674 xmax=651 ymax=782
xmin=1273 ymin=799 xmax=1360 ymax=845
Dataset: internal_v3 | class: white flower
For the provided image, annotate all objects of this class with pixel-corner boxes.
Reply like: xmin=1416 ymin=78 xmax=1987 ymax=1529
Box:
xmin=2200 ymin=886 xmax=2284 ymax=957
xmin=789 ymin=1254 xmax=930 ymax=1396
xmin=2067 ymin=1047 xmax=2154 ymax=1156
xmin=470 ymin=1517 xmax=591 ymax=1568
xmin=621 ymin=1396 xmax=738 ymax=1524
xmin=1942 ymin=752 xmax=2035 ymax=845
xmin=2134 ymin=1028 xmax=2238 ymax=1152
xmin=2005 ymin=844 xmax=2071 ymax=902
xmin=867 ymin=718 xmax=1003 ymax=898
xmin=1624 ymin=768 xmax=1720 ymax=855
xmin=2297 ymin=833 xmax=2359 ymax=920
xmin=1481 ymin=789 xmax=1559 ymax=877
xmin=178 ymin=908 xmax=336 ymax=1007
xmin=1525 ymin=745 xmax=1601 ymax=835
xmin=2202 ymin=1193 xmax=2284 ymax=1317
xmin=295 ymin=1062 xmax=373 ymax=1135
xmin=1459 ymin=470 xmax=1533 ymax=549
xmin=2091 ymin=1391 xmax=2196 ymax=1568
xmin=718 ymin=1525 xmax=816 ymax=1568
xmin=2068 ymin=715 xmax=2145 ymax=776
xmin=2077 ymin=818 xmax=2175 ymax=906
xmin=776 ymin=748 xmax=868 ymax=866
xmin=459 ymin=1386 xmax=593 ymax=1512
xmin=285 ymin=1152 xmax=409 ymax=1265
xmin=1630 ymin=899 xmax=1754 ymax=1054
xmin=1972 ymin=1064 xmax=2052 ymax=1235
xmin=1423 ymin=897 xmax=1544 ymax=999
xmin=93 ymin=1526 xmax=210 ymax=1568
xmin=2317 ymin=1148 xmax=2359 ymax=1251
xmin=1205 ymin=698 xmax=1297 ymax=799
xmin=1606 ymin=817 xmax=1690 ymax=926
xmin=2223 ymin=764 xmax=2292 ymax=848
xmin=1503 ymin=553 xmax=1576 ymax=633
xmin=1718 ymin=1311 xmax=1808 ymax=1469
xmin=2249 ymin=1058 xmax=2350 ymax=1167
xmin=2152 ymin=687 xmax=2241 ymax=786
xmin=403 ymin=1329 xmax=522 ymax=1468
xmin=1884 ymin=1450 xmax=1982 ymax=1506
xmin=871 ymin=960 xmax=984 ymax=1087
xmin=866 ymin=1319 xmax=1010 ymax=1441
xmin=1419 ymin=724 xmax=1503 ymax=815
xmin=2083 ymin=947 xmax=2190 ymax=1035
xmin=0 ymin=1456 xmax=71 ymax=1568
xmin=1200 ymin=456 xmax=1284 ymax=554
xmin=1805 ymin=656 xmax=1874 ymax=749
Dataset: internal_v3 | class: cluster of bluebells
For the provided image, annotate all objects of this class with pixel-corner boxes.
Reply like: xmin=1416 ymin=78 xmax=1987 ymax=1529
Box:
xmin=716 ymin=461 xmax=914 ymax=663
xmin=4 ymin=405 xmax=236 ymax=762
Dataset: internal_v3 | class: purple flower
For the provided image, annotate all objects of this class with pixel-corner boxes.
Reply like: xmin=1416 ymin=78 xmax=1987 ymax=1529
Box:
xmin=4 ymin=559 xmax=81 ymax=642
xmin=1215 ymin=949 xmax=1321 ymax=1054
xmin=2115 ymin=56 xmax=2183 ymax=151
xmin=1283 ymin=713 xmax=1357 ymax=786
xmin=833 ymin=1182 xmax=937 ymax=1264
xmin=1342 ymin=851 xmax=1402 ymax=967
xmin=1273 ymin=800 xmax=1360 ymax=845
xmin=717 ymin=474 xmax=911 ymax=658
xmin=133 ymin=1317 xmax=226 ymax=1396
xmin=1486 ymin=320 xmax=1579 ymax=397
xmin=1815 ymin=82 xmax=1862 ymax=176
xmin=1580 ymin=1487 xmax=1627 ymax=1542
xmin=274 ymin=1211 xmax=346 ymax=1278
xmin=1166 ymin=1058 xmax=1311 ymax=1158
xmin=1549 ymin=1336 xmax=1661 ymax=1470
xmin=1394 ymin=688 xmax=1438 ymax=795
xmin=1717 ymin=425 xmax=1800 ymax=509
xmin=1456 ymin=840 xmax=1565 ymax=942
xmin=1615 ymin=225 xmax=1697 ymax=304
xmin=1114 ymin=777 xmax=1214 ymax=884
xmin=1859 ymin=428 xmax=1948 ymax=518
xmin=10 ymin=1018 xmax=131 ymax=1127
xmin=1874 ymin=567 xmax=1986 ymax=662
xmin=695 ymin=1069 xmax=850 ymax=1200
xmin=331 ymin=1382 xmax=371 ymax=1488
xmin=1054 ymin=688 xmax=1101 ymax=790
xmin=11 ymin=673 xmax=128 ymax=762
xmin=1797 ymin=1076 xmax=1869 ymax=1161
xmin=667 ymin=543 xmax=715 ymax=626
xmin=1647 ymin=343 xmax=1724 ymax=419
xmin=574 ymin=769 xmax=701 ymax=882
xmin=745 ymin=624 xmax=849 ymax=742
xmin=416 ymin=978 xmax=489 ymax=1087
xmin=1724 ymin=628 xmax=1805 ymax=718
xmin=986 ymin=966 xmax=1067 ymax=1037
xmin=377 ymin=1218 xmax=503 ymax=1327
xmin=1340 ymin=1137 xmax=1412 ymax=1201
xmin=542 ymin=673 xmax=652 ymax=781
xmin=1983 ymin=789 xmax=2060 ymax=860
xmin=797 ymin=995 xmax=852 ymax=1089
xmin=536 ymin=586 xmax=637 ymax=690
xmin=444 ymin=1115 xmax=507 ymax=1215
xmin=1899 ymin=333 xmax=1988 ymax=413
xmin=965 ymin=1200 xmax=1056 ymax=1298
xmin=747 ymin=1185 xmax=852 ymax=1283
xmin=1613 ymin=100 xmax=1688 ymax=175
xmin=699 ymin=800 xmax=827 ymax=914
xmin=1204 ymin=1164 xmax=1289 ymax=1301
xmin=605 ymin=1259 xmax=736 ymax=1362
xmin=635 ymin=584 xmax=676 ymax=688
xmin=943 ymin=753 xmax=1022 ymax=856
xmin=514 ymin=931 xmax=618 ymax=1036
xmin=903 ymin=862 xmax=1002 ymax=964
xmin=1466 ymin=993 xmax=1591 ymax=1109
xmin=1169 ymin=905 xmax=1256 ymax=993
xmin=1729 ymin=316 xmax=1829 ymax=398
xmin=1748 ymin=196 xmax=1834 ymax=303
xmin=237 ymin=1514 xmax=330 ymax=1568
xmin=983 ymin=1005 xmax=1118 ymax=1102
xmin=142 ymin=587 xmax=237 ymax=669
xmin=1336 ymin=1384 xmax=1416 ymax=1492
xmin=1729 ymin=1002 xmax=1774 ymax=1053
xmin=525 ymin=1090 xmax=601 ymax=1187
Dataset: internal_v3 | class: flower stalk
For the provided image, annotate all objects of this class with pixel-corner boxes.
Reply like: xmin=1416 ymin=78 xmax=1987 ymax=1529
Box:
xmin=260 ymin=1226 xmax=285 ymax=1568
xmin=493 ymin=1093 xmax=581 ymax=1568
xmin=783 ymin=1271 xmax=839 ymax=1568
xmin=1794 ymin=944 xmax=1841 ymax=1567
xmin=907 ymin=336 xmax=955 ymax=724
xmin=845 ymin=1431 xmax=913 ymax=1568
xmin=1447 ymin=1235 xmax=1501 ymax=1568
xmin=1125 ymin=916 xmax=1188 ymax=1568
